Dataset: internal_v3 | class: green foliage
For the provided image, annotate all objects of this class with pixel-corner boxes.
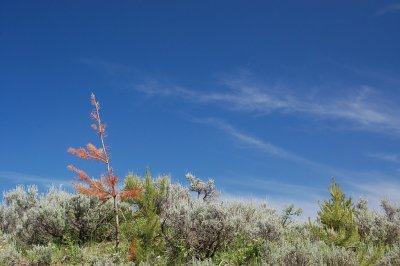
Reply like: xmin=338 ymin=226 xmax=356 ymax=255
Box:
xmin=356 ymin=242 xmax=384 ymax=266
xmin=311 ymin=178 xmax=359 ymax=247
xmin=0 ymin=231 xmax=25 ymax=265
xmin=0 ymin=245 xmax=25 ymax=266
xmin=320 ymin=244 xmax=358 ymax=266
xmin=311 ymin=178 xmax=386 ymax=265
xmin=0 ymin=186 xmax=117 ymax=246
xmin=376 ymin=243 xmax=400 ymax=266
xmin=281 ymin=204 xmax=302 ymax=227
xmin=158 ymin=179 xmax=282 ymax=263
xmin=216 ymin=234 xmax=265 ymax=266
xmin=26 ymin=244 xmax=53 ymax=266
xmin=59 ymin=235 xmax=84 ymax=264
xmin=264 ymin=237 xmax=322 ymax=266
xmin=121 ymin=168 xmax=168 ymax=263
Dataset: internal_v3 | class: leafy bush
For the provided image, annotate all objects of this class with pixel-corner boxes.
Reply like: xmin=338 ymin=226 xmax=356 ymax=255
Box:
xmin=376 ymin=244 xmax=400 ymax=266
xmin=321 ymin=244 xmax=358 ymax=266
xmin=0 ymin=185 xmax=119 ymax=245
xmin=0 ymin=245 xmax=26 ymax=266
xmin=157 ymin=177 xmax=282 ymax=263
xmin=263 ymin=238 xmax=323 ymax=266
xmin=354 ymin=198 xmax=400 ymax=246
xmin=26 ymin=244 xmax=53 ymax=266
xmin=215 ymin=234 xmax=265 ymax=265
xmin=0 ymin=231 xmax=26 ymax=265
xmin=0 ymin=185 xmax=38 ymax=235
xmin=59 ymin=235 xmax=85 ymax=264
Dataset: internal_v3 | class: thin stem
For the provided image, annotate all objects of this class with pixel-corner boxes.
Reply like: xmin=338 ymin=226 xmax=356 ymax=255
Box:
xmin=92 ymin=94 xmax=120 ymax=251
xmin=114 ymin=196 xmax=120 ymax=250
xmin=93 ymin=96 xmax=111 ymax=177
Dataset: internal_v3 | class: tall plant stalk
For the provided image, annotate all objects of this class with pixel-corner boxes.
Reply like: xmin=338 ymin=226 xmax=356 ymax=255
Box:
xmin=67 ymin=93 xmax=140 ymax=251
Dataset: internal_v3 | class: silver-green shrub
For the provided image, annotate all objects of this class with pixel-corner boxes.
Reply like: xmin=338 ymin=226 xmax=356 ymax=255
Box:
xmin=0 ymin=185 xmax=38 ymax=234
xmin=262 ymin=235 xmax=359 ymax=266
xmin=186 ymin=173 xmax=219 ymax=202
xmin=376 ymin=244 xmax=400 ymax=266
xmin=0 ymin=185 xmax=119 ymax=245
xmin=354 ymin=198 xmax=400 ymax=245
xmin=26 ymin=244 xmax=53 ymax=266
xmin=226 ymin=201 xmax=282 ymax=241
xmin=86 ymin=254 xmax=134 ymax=266
xmin=320 ymin=244 xmax=358 ymax=266
xmin=160 ymin=191 xmax=233 ymax=259
xmin=380 ymin=200 xmax=400 ymax=245
xmin=0 ymin=231 xmax=25 ymax=265
xmin=158 ymin=180 xmax=282 ymax=262
xmin=263 ymin=238 xmax=323 ymax=266
xmin=19 ymin=187 xmax=70 ymax=244
xmin=0 ymin=245 xmax=26 ymax=266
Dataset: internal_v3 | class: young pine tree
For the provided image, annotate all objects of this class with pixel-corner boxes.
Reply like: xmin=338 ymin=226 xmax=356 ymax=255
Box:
xmin=67 ymin=93 xmax=141 ymax=250
xmin=313 ymin=179 xmax=384 ymax=265
xmin=311 ymin=178 xmax=359 ymax=248
xmin=123 ymin=168 xmax=168 ymax=262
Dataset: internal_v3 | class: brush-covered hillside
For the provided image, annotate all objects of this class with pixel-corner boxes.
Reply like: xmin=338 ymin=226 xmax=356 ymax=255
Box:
xmin=0 ymin=172 xmax=400 ymax=266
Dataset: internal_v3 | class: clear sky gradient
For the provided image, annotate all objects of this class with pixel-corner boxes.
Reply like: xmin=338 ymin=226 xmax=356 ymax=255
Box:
xmin=1 ymin=1 xmax=400 ymax=217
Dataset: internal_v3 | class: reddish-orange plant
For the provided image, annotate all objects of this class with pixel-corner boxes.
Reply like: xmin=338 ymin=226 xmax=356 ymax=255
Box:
xmin=68 ymin=93 xmax=140 ymax=250
xmin=129 ymin=239 xmax=137 ymax=261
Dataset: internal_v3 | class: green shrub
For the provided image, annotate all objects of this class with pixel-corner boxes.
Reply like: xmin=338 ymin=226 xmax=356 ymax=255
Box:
xmin=0 ymin=245 xmax=26 ymax=266
xmin=311 ymin=178 xmax=359 ymax=248
xmin=375 ymin=244 xmax=400 ymax=266
xmin=263 ymin=238 xmax=323 ymax=266
xmin=215 ymin=234 xmax=265 ymax=265
xmin=158 ymin=178 xmax=281 ymax=264
xmin=26 ymin=244 xmax=53 ymax=266
xmin=60 ymin=235 xmax=85 ymax=264
xmin=321 ymin=244 xmax=358 ymax=266
xmin=121 ymin=170 xmax=168 ymax=263
xmin=0 ymin=231 xmax=26 ymax=266
xmin=0 ymin=186 xmax=117 ymax=245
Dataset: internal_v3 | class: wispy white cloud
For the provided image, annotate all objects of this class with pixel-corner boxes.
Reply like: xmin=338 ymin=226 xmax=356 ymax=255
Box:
xmin=248 ymin=178 xmax=324 ymax=198
xmin=191 ymin=117 xmax=312 ymax=165
xmin=134 ymin=78 xmax=400 ymax=135
xmin=349 ymin=180 xmax=400 ymax=211
xmin=375 ymin=4 xmax=400 ymax=16
xmin=78 ymin=59 xmax=400 ymax=135
xmin=78 ymin=58 xmax=138 ymax=76
xmin=0 ymin=171 xmax=71 ymax=189
xmin=365 ymin=152 xmax=400 ymax=164
xmin=192 ymin=117 xmax=400 ymax=184
xmin=352 ymin=180 xmax=400 ymax=202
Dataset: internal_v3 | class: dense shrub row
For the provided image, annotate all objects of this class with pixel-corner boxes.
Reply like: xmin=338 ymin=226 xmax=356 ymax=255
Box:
xmin=0 ymin=173 xmax=399 ymax=265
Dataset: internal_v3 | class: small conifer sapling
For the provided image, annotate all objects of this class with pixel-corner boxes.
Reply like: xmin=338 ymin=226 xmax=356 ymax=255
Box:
xmin=67 ymin=93 xmax=141 ymax=250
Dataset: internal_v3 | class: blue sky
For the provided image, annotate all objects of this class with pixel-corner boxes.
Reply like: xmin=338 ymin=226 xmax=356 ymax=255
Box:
xmin=1 ymin=1 xmax=400 ymax=217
